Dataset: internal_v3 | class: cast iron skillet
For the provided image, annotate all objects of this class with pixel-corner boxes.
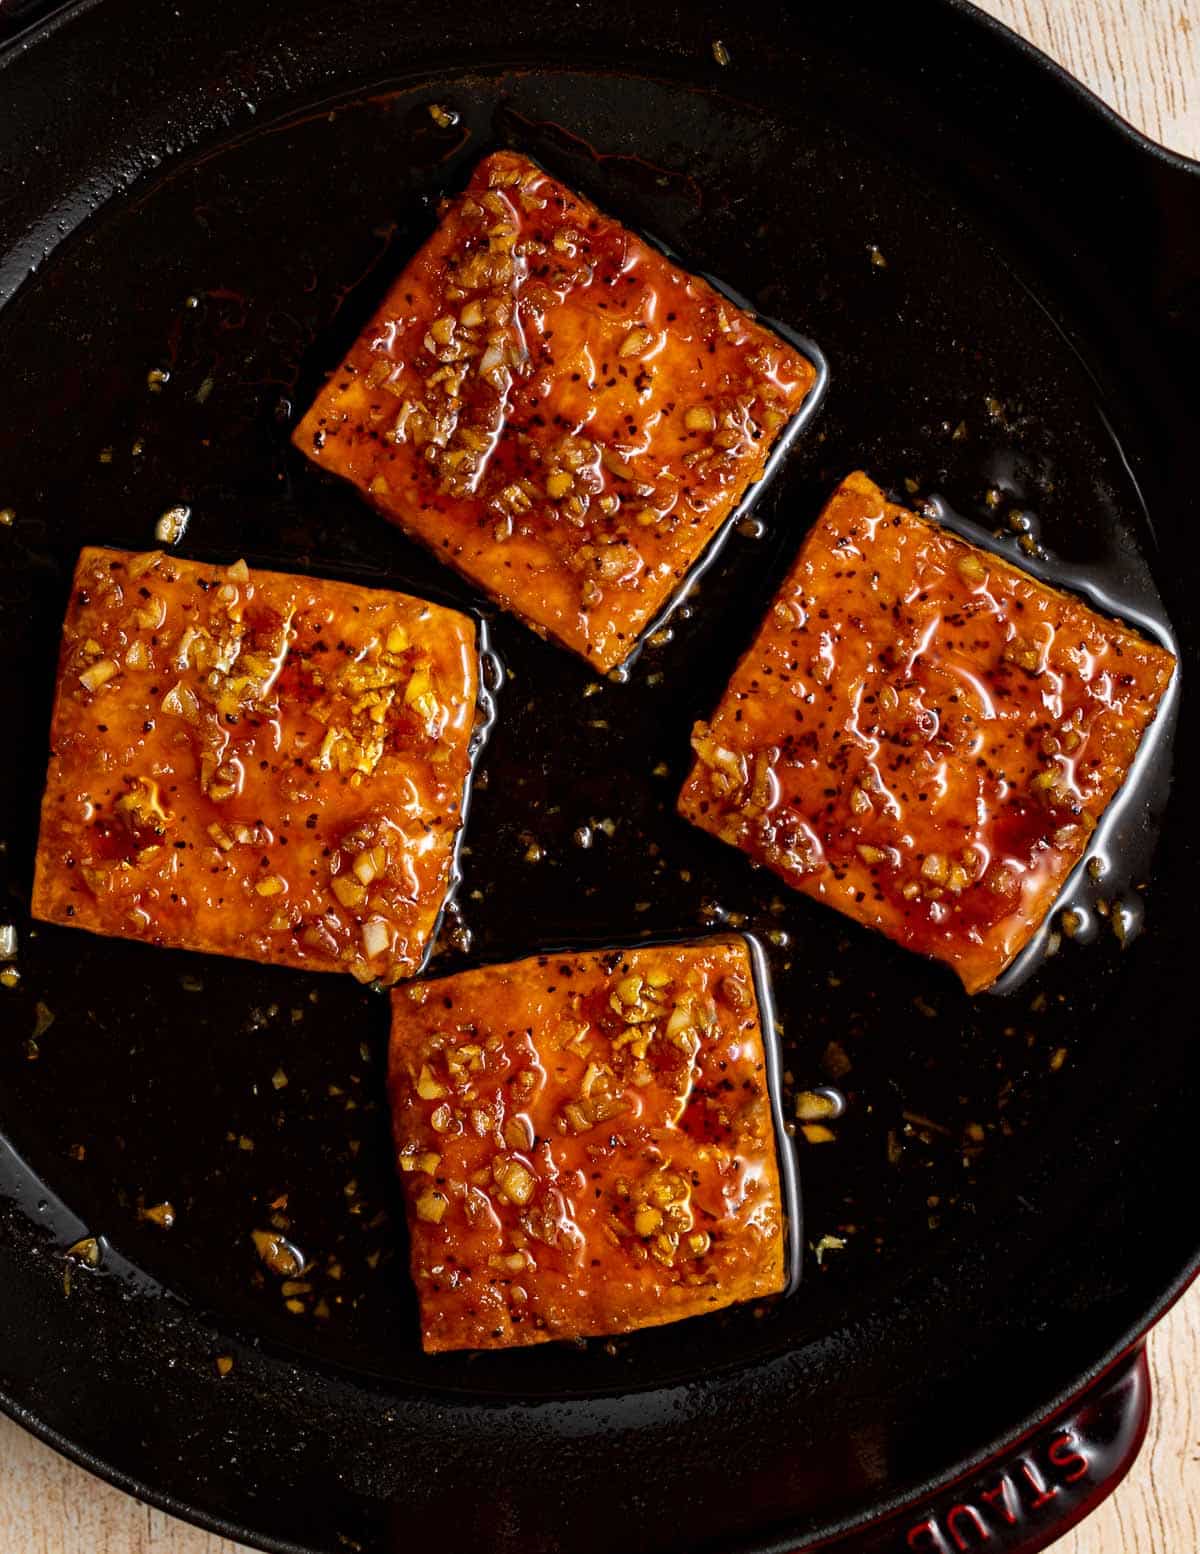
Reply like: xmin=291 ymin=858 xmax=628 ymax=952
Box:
xmin=0 ymin=3 xmax=1197 ymax=1551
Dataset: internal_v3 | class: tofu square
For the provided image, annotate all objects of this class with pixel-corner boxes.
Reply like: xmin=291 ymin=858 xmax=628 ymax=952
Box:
xmin=294 ymin=150 xmax=819 ymax=671
xmin=32 ymin=547 xmax=481 ymax=984
xmin=678 ymin=472 xmax=1176 ymax=993
xmin=388 ymin=936 xmax=789 ymax=1351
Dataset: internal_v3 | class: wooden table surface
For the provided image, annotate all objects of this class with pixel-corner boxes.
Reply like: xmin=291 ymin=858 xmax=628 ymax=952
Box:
xmin=2 ymin=2 xmax=1197 ymax=1550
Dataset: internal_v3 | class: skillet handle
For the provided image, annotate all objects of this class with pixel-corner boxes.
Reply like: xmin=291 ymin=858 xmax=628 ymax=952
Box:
xmin=825 ymin=1345 xmax=1152 ymax=1553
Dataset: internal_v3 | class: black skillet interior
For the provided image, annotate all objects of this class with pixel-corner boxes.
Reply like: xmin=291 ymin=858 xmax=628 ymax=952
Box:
xmin=0 ymin=3 xmax=1197 ymax=1552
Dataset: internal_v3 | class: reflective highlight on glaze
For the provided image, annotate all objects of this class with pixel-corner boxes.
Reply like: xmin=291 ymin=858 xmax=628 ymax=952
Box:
xmin=32 ymin=548 xmax=481 ymax=983
xmin=387 ymin=935 xmax=786 ymax=1351
xmin=678 ymin=473 xmax=1176 ymax=993
xmin=294 ymin=149 xmax=818 ymax=670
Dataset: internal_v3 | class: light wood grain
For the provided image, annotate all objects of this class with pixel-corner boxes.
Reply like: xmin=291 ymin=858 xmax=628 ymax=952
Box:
xmin=0 ymin=1289 xmax=1197 ymax=1553
xmin=971 ymin=16 xmax=1200 ymax=1554
xmin=1042 ymin=1286 xmax=1200 ymax=1554
xmin=2 ymin=3 xmax=1197 ymax=1551
xmin=978 ymin=0 xmax=1200 ymax=158
xmin=0 ymin=1418 xmax=237 ymax=1553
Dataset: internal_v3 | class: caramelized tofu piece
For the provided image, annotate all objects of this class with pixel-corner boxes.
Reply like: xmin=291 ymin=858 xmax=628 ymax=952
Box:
xmin=294 ymin=150 xmax=818 ymax=671
xmin=388 ymin=936 xmax=789 ymax=1351
xmin=679 ymin=472 xmax=1176 ymax=993
xmin=32 ymin=547 xmax=480 ymax=984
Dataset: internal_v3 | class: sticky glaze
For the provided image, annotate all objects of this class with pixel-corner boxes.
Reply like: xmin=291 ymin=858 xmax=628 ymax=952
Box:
xmin=678 ymin=472 xmax=1176 ymax=993
xmin=388 ymin=935 xmax=786 ymax=1350
xmin=32 ymin=547 xmax=481 ymax=983
xmin=919 ymin=493 xmax=1182 ymax=988
xmin=293 ymin=149 xmax=818 ymax=670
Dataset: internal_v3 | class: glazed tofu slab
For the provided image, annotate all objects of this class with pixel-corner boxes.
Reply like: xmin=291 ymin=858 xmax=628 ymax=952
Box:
xmin=679 ymin=472 xmax=1176 ymax=993
xmin=32 ymin=547 xmax=480 ymax=984
xmin=293 ymin=150 xmax=819 ymax=671
xmin=388 ymin=936 xmax=788 ymax=1350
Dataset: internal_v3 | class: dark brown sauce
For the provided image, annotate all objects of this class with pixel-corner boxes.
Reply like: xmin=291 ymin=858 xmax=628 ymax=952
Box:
xmin=497 ymin=105 xmax=705 ymax=208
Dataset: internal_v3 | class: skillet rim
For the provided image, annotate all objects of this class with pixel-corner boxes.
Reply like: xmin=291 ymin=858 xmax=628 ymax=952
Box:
xmin=0 ymin=3 xmax=1198 ymax=1552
